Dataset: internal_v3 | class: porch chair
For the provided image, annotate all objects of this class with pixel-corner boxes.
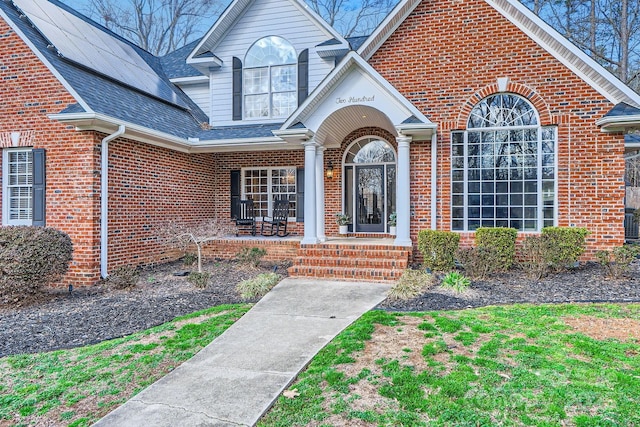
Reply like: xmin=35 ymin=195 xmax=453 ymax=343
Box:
xmin=234 ymin=200 xmax=256 ymax=236
xmin=261 ymin=199 xmax=290 ymax=237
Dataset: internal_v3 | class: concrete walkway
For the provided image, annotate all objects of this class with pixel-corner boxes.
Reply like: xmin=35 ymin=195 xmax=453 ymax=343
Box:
xmin=93 ymin=278 xmax=390 ymax=427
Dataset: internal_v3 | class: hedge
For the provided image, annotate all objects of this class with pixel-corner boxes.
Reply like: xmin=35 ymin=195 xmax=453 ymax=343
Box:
xmin=0 ymin=226 xmax=73 ymax=303
xmin=417 ymin=230 xmax=460 ymax=271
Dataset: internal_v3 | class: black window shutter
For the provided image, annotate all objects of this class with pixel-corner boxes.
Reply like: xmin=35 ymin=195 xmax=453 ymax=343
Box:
xmin=231 ymin=170 xmax=241 ymax=219
xmin=232 ymin=57 xmax=243 ymax=121
xmin=297 ymin=49 xmax=308 ymax=106
xmin=32 ymin=148 xmax=46 ymax=227
xmin=296 ymin=167 xmax=304 ymax=222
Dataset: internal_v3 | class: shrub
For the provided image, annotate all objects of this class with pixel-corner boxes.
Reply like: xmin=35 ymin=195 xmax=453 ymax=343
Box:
xmin=596 ymin=245 xmax=640 ymax=279
xmin=388 ymin=269 xmax=434 ymax=301
xmin=417 ymin=230 xmax=460 ymax=272
xmin=106 ymin=265 xmax=139 ymax=290
xmin=519 ymin=235 xmax=553 ymax=280
xmin=440 ymin=271 xmax=471 ymax=293
xmin=0 ymin=226 xmax=73 ymax=303
xmin=236 ymin=272 xmax=281 ymax=299
xmin=541 ymin=227 xmax=589 ymax=271
xmin=456 ymin=246 xmax=499 ymax=280
xmin=188 ymin=271 xmax=211 ymax=288
xmin=475 ymin=227 xmax=518 ymax=271
xmin=237 ymin=247 xmax=267 ymax=267
xmin=182 ymin=252 xmax=197 ymax=267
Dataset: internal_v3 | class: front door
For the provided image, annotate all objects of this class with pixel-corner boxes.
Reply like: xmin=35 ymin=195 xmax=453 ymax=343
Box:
xmin=343 ymin=137 xmax=397 ymax=234
xmin=356 ymin=165 xmax=385 ymax=232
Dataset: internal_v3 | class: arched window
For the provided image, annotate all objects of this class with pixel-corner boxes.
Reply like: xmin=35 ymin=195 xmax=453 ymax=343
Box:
xmin=345 ymin=138 xmax=396 ymax=164
xmin=451 ymin=94 xmax=556 ymax=231
xmin=243 ymin=36 xmax=297 ymax=119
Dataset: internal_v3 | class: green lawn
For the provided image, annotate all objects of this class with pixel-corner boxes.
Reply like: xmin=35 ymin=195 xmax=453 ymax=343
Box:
xmin=0 ymin=304 xmax=251 ymax=427
xmin=259 ymin=304 xmax=640 ymax=427
xmin=2 ymin=303 xmax=639 ymax=427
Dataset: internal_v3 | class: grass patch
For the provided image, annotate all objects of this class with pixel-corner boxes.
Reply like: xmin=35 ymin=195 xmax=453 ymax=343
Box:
xmin=0 ymin=304 xmax=250 ymax=427
xmin=258 ymin=303 xmax=640 ymax=426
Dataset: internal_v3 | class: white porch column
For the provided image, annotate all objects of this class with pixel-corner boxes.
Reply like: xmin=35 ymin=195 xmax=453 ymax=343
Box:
xmin=302 ymin=140 xmax=319 ymax=244
xmin=395 ymin=134 xmax=412 ymax=246
xmin=315 ymin=146 xmax=327 ymax=242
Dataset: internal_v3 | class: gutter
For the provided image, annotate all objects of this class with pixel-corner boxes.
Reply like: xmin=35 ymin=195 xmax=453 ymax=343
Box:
xmin=596 ymin=114 xmax=640 ymax=132
xmin=101 ymin=125 xmax=126 ymax=279
xmin=431 ymin=132 xmax=437 ymax=230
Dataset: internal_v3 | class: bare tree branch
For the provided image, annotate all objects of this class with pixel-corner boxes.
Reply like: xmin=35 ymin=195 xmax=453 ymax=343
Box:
xmin=86 ymin=0 xmax=223 ymax=55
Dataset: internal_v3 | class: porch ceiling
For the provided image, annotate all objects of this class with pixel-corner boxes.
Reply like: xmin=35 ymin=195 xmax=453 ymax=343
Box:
xmin=315 ymin=105 xmax=396 ymax=148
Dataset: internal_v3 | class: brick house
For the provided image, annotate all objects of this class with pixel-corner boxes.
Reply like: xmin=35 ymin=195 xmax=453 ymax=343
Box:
xmin=1 ymin=0 xmax=639 ymax=285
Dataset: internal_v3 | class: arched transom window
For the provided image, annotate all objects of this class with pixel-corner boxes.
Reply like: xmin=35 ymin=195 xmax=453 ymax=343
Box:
xmin=345 ymin=138 xmax=396 ymax=164
xmin=451 ymin=93 xmax=557 ymax=232
xmin=243 ymin=36 xmax=297 ymax=119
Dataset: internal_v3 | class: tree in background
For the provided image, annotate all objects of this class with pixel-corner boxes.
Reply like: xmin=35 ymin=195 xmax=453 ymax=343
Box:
xmin=306 ymin=0 xmax=396 ymax=37
xmin=85 ymin=0 xmax=223 ymax=55
xmin=521 ymin=0 xmax=640 ymax=91
xmin=72 ymin=0 xmax=396 ymax=54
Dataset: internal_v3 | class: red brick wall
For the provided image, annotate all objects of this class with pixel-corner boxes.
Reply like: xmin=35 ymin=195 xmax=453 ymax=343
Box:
xmin=0 ymin=18 xmax=101 ymax=285
xmin=368 ymin=0 xmax=626 ymax=258
xmin=105 ymin=137 xmax=220 ymax=269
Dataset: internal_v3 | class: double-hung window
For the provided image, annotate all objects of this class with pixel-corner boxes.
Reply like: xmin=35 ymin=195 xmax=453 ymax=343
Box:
xmin=2 ymin=148 xmax=33 ymax=226
xmin=451 ymin=94 xmax=557 ymax=232
xmin=242 ymin=167 xmax=296 ymax=218
xmin=243 ymin=36 xmax=297 ymax=119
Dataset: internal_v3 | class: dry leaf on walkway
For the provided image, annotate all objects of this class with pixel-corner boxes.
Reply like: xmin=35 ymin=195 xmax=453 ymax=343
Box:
xmin=283 ymin=389 xmax=300 ymax=399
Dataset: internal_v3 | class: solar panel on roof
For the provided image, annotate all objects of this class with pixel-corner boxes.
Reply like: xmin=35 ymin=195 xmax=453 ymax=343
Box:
xmin=12 ymin=0 xmax=189 ymax=109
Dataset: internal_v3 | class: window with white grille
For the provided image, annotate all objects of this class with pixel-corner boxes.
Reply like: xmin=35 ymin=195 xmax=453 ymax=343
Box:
xmin=2 ymin=148 xmax=33 ymax=225
xmin=242 ymin=167 xmax=296 ymax=218
xmin=451 ymin=94 xmax=557 ymax=232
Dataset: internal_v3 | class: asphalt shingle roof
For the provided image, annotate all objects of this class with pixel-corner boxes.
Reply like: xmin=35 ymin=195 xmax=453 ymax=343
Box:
xmin=1 ymin=0 xmax=210 ymax=138
xmin=160 ymin=39 xmax=205 ymax=80
xmin=604 ymin=102 xmax=640 ymax=118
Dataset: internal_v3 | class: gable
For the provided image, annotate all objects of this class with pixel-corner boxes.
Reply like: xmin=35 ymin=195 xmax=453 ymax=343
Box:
xmin=361 ymin=0 xmax=640 ymax=111
xmin=367 ymin=0 xmax=624 ymax=126
xmin=203 ymin=0 xmax=348 ymax=126
xmin=189 ymin=0 xmax=347 ymax=68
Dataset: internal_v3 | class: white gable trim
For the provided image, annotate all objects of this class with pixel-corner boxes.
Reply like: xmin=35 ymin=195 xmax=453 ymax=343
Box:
xmin=0 ymin=7 xmax=92 ymax=113
xmin=187 ymin=0 xmax=348 ymax=64
xmin=283 ymin=51 xmax=431 ymax=131
xmin=357 ymin=0 xmax=640 ymax=109
xmin=486 ymin=0 xmax=640 ymax=108
xmin=356 ymin=0 xmax=421 ymax=61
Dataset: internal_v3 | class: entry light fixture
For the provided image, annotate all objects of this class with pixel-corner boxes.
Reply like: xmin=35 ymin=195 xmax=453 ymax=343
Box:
xmin=326 ymin=161 xmax=334 ymax=179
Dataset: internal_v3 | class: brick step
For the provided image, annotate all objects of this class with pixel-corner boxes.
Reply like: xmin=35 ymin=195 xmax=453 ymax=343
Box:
xmin=287 ymin=265 xmax=404 ymax=282
xmin=291 ymin=256 xmax=408 ymax=269
xmin=297 ymin=248 xmax=411 ymax=258
xmin=300 ymin=243 xmax=410 ymax=251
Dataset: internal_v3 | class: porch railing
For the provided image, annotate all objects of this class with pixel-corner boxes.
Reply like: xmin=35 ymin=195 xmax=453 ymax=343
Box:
xmin=625 ymin=212 xmax=639 ymax=240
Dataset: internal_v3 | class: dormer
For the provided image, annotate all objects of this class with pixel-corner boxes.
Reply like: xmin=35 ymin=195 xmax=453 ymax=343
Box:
xmin=185 ymin=0 xmax=349 ymax=126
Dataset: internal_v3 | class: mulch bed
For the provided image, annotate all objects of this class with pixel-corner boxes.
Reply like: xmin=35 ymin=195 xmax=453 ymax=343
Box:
xmin=378 ymin=262 xmax=640 ymax=311
xmin=2 ymin=260 xmax=640 ymax=358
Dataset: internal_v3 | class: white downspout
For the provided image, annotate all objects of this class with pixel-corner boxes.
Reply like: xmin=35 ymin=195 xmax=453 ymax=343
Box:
xmin=431 ymin=132 xmax=438 ymax=230
xmin=101 ymin=125 xmax=126 ymax=279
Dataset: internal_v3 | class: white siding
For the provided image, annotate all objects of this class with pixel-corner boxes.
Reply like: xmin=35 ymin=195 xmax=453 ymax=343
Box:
xmin=209 ymin=0 xmax=337 ymax=126
xmin=178 ymin=82 xmax=211 ymax=117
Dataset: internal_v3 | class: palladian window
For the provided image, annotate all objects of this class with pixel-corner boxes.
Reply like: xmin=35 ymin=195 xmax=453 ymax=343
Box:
xmin=243 ymin=36 xmax=297 ymax=119
xmin=451 ymin=94 xmax=557 ymax=232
